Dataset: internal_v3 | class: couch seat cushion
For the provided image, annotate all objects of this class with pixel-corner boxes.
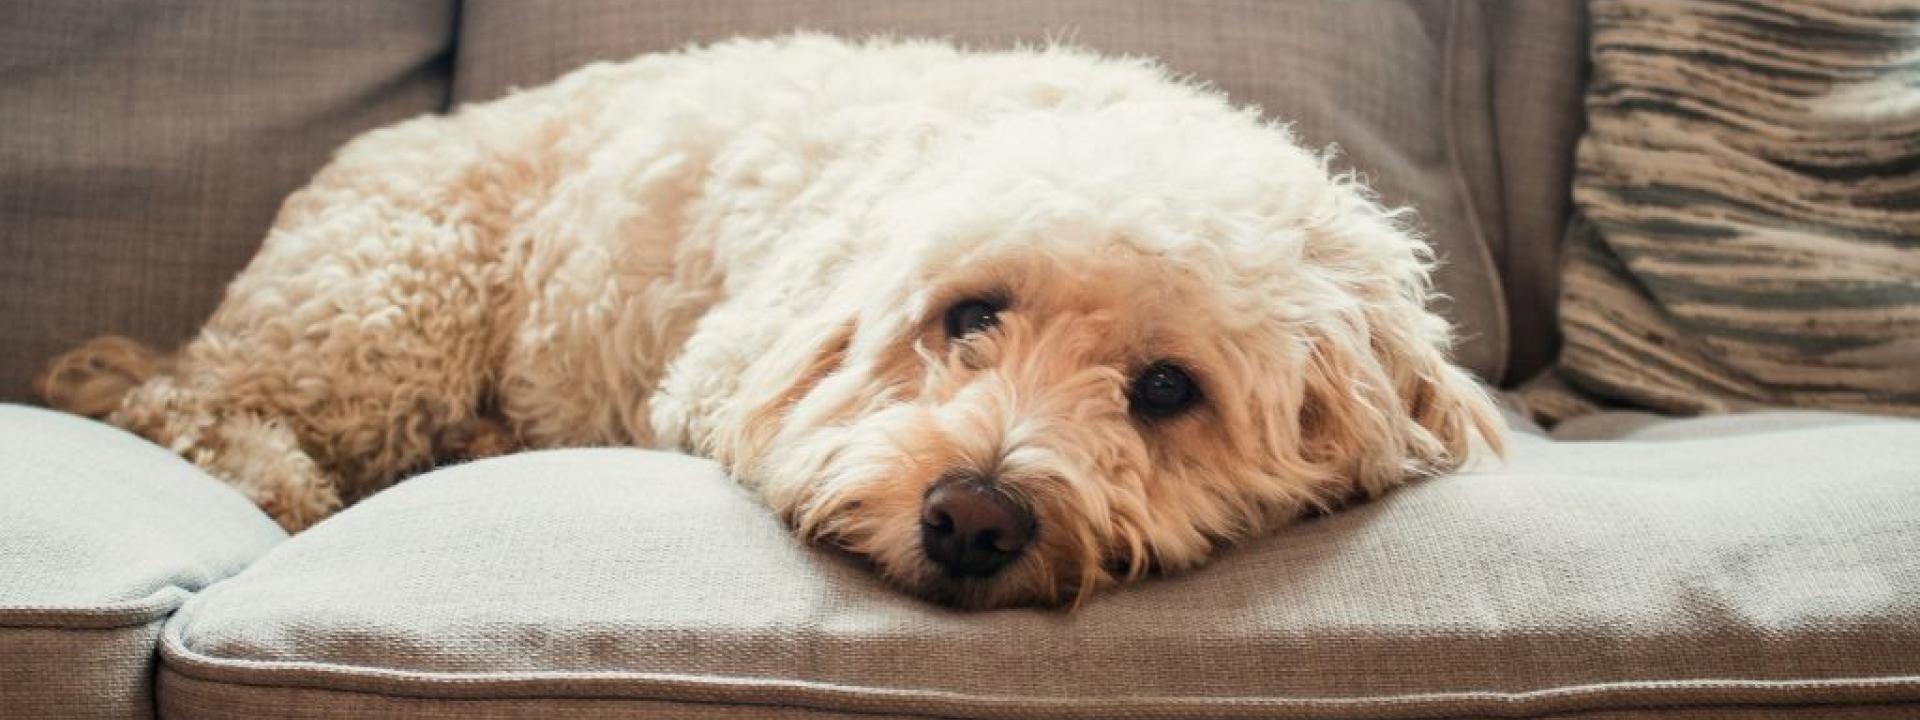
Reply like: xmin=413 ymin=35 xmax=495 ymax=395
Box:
xmin=0 ymin=404 xmax=285 ymax=720
xmin=158 ymin=415 xmax=1920 ymax=719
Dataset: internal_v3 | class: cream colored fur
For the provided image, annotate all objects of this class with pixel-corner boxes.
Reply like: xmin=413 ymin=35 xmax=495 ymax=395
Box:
xmin=41 ymin=35 xmax=1503 ymax=608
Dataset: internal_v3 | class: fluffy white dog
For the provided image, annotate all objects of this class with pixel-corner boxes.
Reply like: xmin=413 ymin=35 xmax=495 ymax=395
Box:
xmin=39 ymin=35 xmax=1502 ymax=608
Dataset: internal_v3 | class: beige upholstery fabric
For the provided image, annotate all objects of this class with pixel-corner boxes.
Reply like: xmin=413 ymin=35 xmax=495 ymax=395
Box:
xmin=1482 ymin=2 xmax=1588 ymax=382
xmin=451 ymin=0 xmax=1513 ymax=381
xmin=0 ymin=404 xmax=285 ymax=720
xmin=1549 ymin=408 xmax=1897 ymax=443
xmin=159 ymin=415 xmax=1920 ymax=718
xmin=0 ymin=0 xmax=456 ymax=402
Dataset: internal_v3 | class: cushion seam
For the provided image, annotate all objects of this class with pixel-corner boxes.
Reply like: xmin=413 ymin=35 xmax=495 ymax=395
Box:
xmin=0 ymin=585 xmax=190 ymax=629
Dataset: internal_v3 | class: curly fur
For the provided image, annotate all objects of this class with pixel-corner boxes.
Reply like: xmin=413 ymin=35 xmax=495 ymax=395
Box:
xmin=41 ymin=35 xmax=1503 ymax=608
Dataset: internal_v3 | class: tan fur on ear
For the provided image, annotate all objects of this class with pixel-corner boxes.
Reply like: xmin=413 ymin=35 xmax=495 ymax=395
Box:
xmin=714 ymin=318 xmax=854 ymax=472
xmin=1364 ymin=302 xmax=1506 ymax=476
xmin=1296 ymin=309 xmax=1504 ymax=501
xmin=1294 ymin=325 xmax=1406 ymax=499
xmin=1397 ymin=345 xmax=1506 ymax=471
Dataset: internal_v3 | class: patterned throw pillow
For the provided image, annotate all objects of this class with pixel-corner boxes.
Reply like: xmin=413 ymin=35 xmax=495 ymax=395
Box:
xmin=1538 ymin=0 xmax=1920 ymax=420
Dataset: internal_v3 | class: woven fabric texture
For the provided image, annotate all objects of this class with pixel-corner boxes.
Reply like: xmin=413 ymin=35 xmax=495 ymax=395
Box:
xmin=0 ymin=404 xmax=285 ymax=719
xmin=0 ymin=0 xmax=456 ymax=402
xmin=159 ymin=415 xmax=1920 ymax=718
xmin=1541 ymin=0 xmax=1920 ymax=419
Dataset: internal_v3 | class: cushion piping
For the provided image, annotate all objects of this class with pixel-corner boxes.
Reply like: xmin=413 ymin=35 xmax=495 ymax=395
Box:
xmin=158 ymin=628 xmax=1920 ymax=720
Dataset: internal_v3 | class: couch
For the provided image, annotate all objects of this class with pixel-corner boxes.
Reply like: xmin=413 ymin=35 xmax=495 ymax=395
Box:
xmin=4 ymin=2 xmax=1917 ymax=718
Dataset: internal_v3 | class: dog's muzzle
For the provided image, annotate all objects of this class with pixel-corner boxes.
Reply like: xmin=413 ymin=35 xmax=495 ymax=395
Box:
xmin=919 ymin=475 xmax=1034 ymax=578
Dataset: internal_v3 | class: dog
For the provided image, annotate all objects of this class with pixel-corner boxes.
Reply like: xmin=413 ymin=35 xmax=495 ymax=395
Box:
xmin=37 ymin=35 xmax=1503 ymax=609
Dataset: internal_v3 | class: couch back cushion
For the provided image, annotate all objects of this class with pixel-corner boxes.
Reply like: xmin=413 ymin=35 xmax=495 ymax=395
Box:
xmin=1481 ymin=3 xmax=1588 ymax=382
xmin=1545 ymin=0 xmax=1920 ymax=418
xmin=0 ymin=1 xmax=457 ymax=401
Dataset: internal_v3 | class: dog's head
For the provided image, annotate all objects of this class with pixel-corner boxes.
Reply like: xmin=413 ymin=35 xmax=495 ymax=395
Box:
xmin=709 ymin=100 xmax=1503 ymax=609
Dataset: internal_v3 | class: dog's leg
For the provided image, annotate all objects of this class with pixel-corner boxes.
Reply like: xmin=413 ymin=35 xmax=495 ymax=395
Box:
xmin=33 ymin=335 xmax=168 ymax=419
xmin=118 ymin=374 xmax=345 ymax=531
xmin=41 ymin=111 xmax=521 ymax=531
xmin=37 ymin=337 xmax=343 ymax=531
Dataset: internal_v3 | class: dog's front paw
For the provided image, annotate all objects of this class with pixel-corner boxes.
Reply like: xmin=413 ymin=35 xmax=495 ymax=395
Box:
xmin=255 ymin=480 xmax=343 ymax=533
xmin=433 ymin=416 xmax=519 ymax=461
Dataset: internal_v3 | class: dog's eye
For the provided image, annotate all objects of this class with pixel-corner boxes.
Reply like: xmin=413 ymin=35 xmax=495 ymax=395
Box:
xmin=1130 ymin=362 xmax=1198 ymax=419
xmin=944 ymin=299 xmax=1001 ymax=339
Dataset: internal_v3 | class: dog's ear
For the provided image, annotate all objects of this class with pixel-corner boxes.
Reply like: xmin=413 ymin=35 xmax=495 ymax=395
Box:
xmin=711 ymin=312 xmax=855 ymax=475
xmin=1269 ymin=179 xmax=1507 ymax=499
xmin=1372 ymin=310 xmax=1505 ymax=478
xmin=1294 ymin=304 xmax=1504 ymax=500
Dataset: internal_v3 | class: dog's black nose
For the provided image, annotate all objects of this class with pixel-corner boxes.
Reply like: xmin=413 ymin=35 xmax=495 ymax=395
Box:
xmin=920 ymin=478 xmax=1034 ymax=578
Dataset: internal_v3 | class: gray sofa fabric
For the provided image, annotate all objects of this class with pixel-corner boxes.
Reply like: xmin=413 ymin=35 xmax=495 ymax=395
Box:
xmin=1479 ymin=2 xmax=1588 ymax=382
xmin=0 ymin=0 xmax=457 ymax=402
xmin=0 ymin=405 xmax=285 ymax=719
xmin=154 ymin=416 xmax=1920 ymax=718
